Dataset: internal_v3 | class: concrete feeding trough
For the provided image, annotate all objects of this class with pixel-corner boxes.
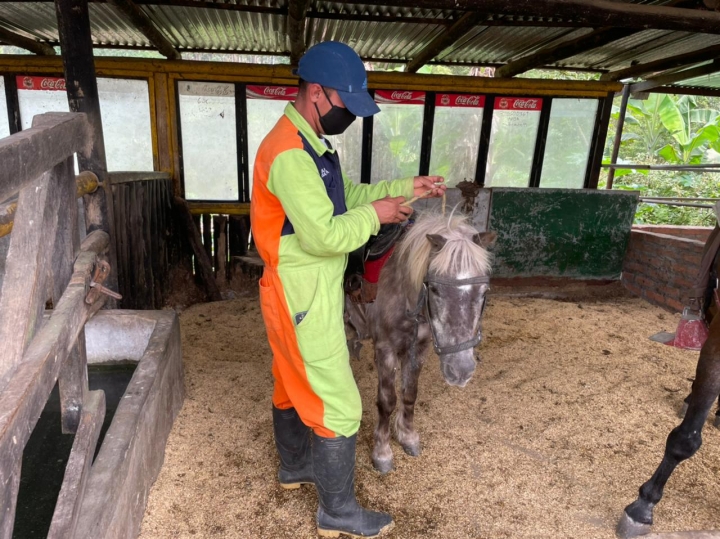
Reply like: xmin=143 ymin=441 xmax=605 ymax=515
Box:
xmin=70 ymin=309 xmax=183 ymax=538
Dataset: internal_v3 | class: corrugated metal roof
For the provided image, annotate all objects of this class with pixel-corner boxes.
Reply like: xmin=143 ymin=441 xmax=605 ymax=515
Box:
xmin=0 ymin=0 xmax=719 ymax=90
xmin=670 ymin=71 xmax=720 ymax=90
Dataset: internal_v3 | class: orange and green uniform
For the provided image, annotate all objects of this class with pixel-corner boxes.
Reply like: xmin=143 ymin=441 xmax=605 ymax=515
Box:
xmin=251 ymin=103 xmax=413 ymax=438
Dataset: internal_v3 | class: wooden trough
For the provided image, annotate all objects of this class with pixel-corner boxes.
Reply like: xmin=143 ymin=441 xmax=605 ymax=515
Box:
xmin=0 ymin=112 xmax=183 ymax=538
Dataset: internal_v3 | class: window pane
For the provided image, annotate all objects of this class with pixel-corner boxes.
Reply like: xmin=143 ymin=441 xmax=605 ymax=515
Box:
xmin=17 ymin=76 xmax=153 ymax=173
xmin=326 ymin=118 xmax=362 ymax=184
xmin=98 ymin=78 xmax=153 ymax=171
xmin=179 ymin=81 xmax=238 ymax=200
xmin=540 ymin=98 xmax=598 ymax=189
xmin=0 ymin=78 xmax=9 ymax=140
xmin=17 ymin=76 xmax=69 ymax=130
xmin=247 ymin=85 xmax=297 ymax=196
xmin=485 ymin=97 xmax=543 ymax=187
xmin=371 ymin=90 xmax=425 ymax=183
xmin=429 ymin=93 xmax=484 ymax=187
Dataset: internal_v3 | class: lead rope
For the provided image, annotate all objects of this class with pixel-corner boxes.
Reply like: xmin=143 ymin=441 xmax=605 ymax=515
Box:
xmin=407 ymin=284 xmax=427 ymax=372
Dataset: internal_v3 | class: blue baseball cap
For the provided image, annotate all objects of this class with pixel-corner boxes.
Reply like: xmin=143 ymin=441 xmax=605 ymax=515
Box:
xmin=293 ymin=41 xmax=380 ymax=117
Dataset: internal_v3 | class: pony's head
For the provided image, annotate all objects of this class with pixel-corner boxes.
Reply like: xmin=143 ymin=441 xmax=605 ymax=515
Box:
xmin=395 ymin=210 xmax=496 ymax=387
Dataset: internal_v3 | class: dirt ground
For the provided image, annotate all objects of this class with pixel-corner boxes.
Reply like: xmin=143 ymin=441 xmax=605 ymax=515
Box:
xmin=139 ymin=291 xmax=720 ymax=539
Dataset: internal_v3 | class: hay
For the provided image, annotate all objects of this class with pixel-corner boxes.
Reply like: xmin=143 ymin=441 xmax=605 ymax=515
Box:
xmin=139 ymin=294 xmax=720 ymax=538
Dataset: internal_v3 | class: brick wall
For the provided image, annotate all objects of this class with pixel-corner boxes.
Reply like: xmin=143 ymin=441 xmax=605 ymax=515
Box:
xmin=622 ymin=226 xmax=711 ymax=312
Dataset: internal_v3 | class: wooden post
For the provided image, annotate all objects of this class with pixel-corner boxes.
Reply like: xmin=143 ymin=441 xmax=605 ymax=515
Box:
xmin=54 ymin=0 xmax=119 ymax=296
xmin=214 ymin=215 xmax=228 ymax=285
xmin=173 ymin=197 xmax=222 ymax=301
xmin=606 ymin=84 xmax=630 ymax=190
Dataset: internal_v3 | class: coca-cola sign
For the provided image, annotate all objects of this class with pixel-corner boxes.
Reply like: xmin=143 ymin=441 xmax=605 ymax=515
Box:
xmin=246 ymin=85 xmax=298 ymax=101
xmin=17 ymin=76 xmax=66 ymax=92
xmin=374 ymin=89 xmax=425 ymax=105
xmin=494 ymin=97 xmax=543 ymax=111
xmin=435 ymin=93 xmax=485 ymax=108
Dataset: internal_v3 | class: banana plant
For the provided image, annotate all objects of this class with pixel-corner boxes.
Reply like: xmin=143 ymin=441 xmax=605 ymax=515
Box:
xmin=656 ymin=95 xmax=720 ymax=164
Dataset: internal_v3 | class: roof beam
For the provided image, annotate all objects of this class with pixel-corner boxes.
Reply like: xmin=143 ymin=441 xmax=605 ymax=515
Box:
xmin=105 ymin=0 xmax=181 ymax=59
xmin=332 ymin=0 xmax=720 ymax=35
xmin=406 ymin=12 xmax=486 ymax=73
xmin=628 ymin=59 xmax=720 ymax=93
xmin=287 ymin=0 xmax=311 ymax=66
xmin=495 ymin=27 xmax=635 ymax=78
xmin=601 ymin=42 xmax=720 ymax=81
xmin=0 ymin=25 xmax=56 ymax=55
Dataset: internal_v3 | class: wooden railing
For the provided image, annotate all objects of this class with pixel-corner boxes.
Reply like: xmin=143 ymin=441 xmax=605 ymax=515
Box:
xmin=0 ymin=112 xmax=113 ymax=538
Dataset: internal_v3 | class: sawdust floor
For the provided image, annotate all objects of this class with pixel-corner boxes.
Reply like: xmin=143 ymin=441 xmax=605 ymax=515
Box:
xmin=139 ymin=293 xmax=720 ymax=539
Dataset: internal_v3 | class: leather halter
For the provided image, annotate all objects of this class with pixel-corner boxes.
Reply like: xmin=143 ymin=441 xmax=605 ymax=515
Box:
xmin=407 ymin=273 xmax=490 ymax=369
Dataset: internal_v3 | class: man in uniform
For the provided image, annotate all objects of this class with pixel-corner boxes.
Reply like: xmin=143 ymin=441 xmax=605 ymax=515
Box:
xmin=250 ymin=41 xmax=445 ymax=538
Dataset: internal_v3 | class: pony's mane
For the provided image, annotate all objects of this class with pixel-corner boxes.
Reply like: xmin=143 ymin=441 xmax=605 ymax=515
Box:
xmin=394 ymin=210 xmax=492 ymax=293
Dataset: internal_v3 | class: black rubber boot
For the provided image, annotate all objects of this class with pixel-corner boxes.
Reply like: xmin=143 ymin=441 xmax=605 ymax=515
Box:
xmin=313 ymin=433 xmax=394 ymax=538
xmin=272 ymin=406 xmax=314 ymax=489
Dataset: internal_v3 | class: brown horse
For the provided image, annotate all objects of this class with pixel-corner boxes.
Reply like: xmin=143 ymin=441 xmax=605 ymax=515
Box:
xmin=346 ymin=211 xmax=495 ymax=473
xmin=617 ymin=249 xmax=720 ymax=538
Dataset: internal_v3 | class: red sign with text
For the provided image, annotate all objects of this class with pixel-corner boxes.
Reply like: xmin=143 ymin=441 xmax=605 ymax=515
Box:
xmin=17 ymin=76 xmax=66 ymax=91
xmin=435 ymin=93 xmax=485 ymax=108
xmin=374 ymin=90 xmax=425 ymax=105
xmin=246 ymin=85 xmax=298 ymax=101
xmin=494 ymin=97 xmax=543 ymax=111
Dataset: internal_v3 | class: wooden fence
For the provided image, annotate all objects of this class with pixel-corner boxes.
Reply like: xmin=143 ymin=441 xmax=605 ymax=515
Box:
xmin=110 ymin=172 xmax=182 ymax=310
xmin=0 ymin=112 xmax=112 ymax=538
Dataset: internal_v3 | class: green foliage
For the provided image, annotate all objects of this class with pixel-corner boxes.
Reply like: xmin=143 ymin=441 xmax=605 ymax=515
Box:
xmin=607 ymin=93 xmax=720 ymax=226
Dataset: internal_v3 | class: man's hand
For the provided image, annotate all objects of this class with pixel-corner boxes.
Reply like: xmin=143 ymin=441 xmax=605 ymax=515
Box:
xmin=371 ymin=196 xmax=413 ymax=224
xmin=413 ymin=176 xmax=447 ymax=198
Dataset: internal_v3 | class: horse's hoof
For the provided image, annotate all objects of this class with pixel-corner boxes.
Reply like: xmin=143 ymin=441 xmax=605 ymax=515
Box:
xmin=401 ymin=442 xmax=421 ymax=457
xmin=678 ymin=402 xmax=689 ymax=418
xmin=372 ymin=457 xmax=394 ymax=474
xmin=616 ymin=511 xmax=652 ymax=539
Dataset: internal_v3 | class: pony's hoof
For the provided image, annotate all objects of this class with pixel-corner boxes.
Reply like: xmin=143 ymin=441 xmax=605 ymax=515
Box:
xmin=372 ymin=457 xmax=394 ymax=474
xmin=616 ymin=511 xmax=651 ymax=539
xmin=401 ymin=442 xmax=421 ymax=457
xmin=678 ymin=402 xmax=689 ymax=418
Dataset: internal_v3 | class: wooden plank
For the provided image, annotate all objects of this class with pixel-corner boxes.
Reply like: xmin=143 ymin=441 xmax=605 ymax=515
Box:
xmin=55 ymin=0 xmax=119 ymax=298
xmin=0 ymin=460 xmax=21 ymax=539
xmin=48 ymin=156 xmax=88 ymax=435
xmin=332 ymin=0 xmax=720 ymax=34
xmin=201 ymin=213 xmax=212 ymax=265
xmin=0 ymin=113 xmax=90 ymax=203
xmin=628 ymin=59 xmax=720 ymax=94
xmin=287 ymin=0 xmax=312 ymax=65
xmin=406 ymin=12 xmax=486 ymax=73
xmin=173 ymin=197 xmax=222 ymax=301
xmin=0 ymin=237 xmax=108 ymax=534
xmin=188 ymin=202 xmax=251 ymax=215
xmin=0 ymin=26 xmax=56 ymax=56
xmin=214 ymin=215 xmax=228 ymax=285
xmin=48 ymin=390 xmax=106 ymax=539
xmin=601 ymin=42 xmax=720 ymax=81
xmin=106 ymin=0 xmax=181 ymax=59
xmin=0 ymin=165 xmax=63 ymax=384
xmin=154 ymin=74 xmax=172 ymax=173
xmin=228 ymin=215 xmax=244 ymax=257
xmin=75 ymin=312 xmax=183 ymax=539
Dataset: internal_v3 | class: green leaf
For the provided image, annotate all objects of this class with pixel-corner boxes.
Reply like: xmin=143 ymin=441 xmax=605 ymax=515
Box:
xmin=658 ymin=143 xmax=681 ymax=164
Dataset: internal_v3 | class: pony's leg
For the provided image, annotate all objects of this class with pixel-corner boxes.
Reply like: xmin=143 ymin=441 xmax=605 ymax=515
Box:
xmin=344 ymin=297 xmax=366 ymax=361
xmin=617 ymin=333 xmax=720 ymax=538
xmin=395 ymin=348 xmax=423 ymax=457
xmin=372 ymin=344 xmax=397 ymax=474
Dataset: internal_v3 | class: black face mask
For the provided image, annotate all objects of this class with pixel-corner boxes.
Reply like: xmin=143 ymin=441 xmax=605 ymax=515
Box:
xmin=314 ymin=87 xmax=356 ymax=136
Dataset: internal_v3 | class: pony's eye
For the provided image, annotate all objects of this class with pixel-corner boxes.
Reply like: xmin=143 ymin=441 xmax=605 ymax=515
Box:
xmin=428 ymin=285 xmax=438 ymax=294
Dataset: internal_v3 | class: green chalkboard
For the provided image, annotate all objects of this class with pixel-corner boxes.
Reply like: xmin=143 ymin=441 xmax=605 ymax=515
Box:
xmin=488 ymin=188 xmax=639 ymax=279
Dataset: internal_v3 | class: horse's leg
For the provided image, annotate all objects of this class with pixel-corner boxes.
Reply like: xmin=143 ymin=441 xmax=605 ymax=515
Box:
xmin=617 ymin=332 xmax=720 ymax=538
xmin=372 ymin=344 xmax=397 ymax=474
xmin=395 ymin=347 xmax=423 ymax=457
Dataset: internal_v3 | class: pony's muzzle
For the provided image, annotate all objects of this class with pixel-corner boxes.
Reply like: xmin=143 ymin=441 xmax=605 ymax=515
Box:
xmin=440 ymin=351 xmax=476 ymax=388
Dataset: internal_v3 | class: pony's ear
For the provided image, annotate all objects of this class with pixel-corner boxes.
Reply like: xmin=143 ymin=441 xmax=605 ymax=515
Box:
xmin=426 ymin=234 xmax=447 ymax=252
xmin=473 ymin=231 xmax=497 ymax=249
